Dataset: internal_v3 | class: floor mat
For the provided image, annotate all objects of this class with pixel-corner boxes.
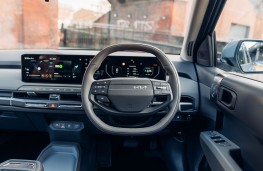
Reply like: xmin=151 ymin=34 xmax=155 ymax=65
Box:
xmin=98 ymin=140 xmax=167 ymax=171
xmin=0 ymin=131 xmax=49 ymax=163
xmin=99 ymin=155 xmax=167 ymax=171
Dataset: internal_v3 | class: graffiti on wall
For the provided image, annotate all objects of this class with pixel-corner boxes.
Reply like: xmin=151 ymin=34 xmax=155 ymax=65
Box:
xmin=117 ymin=19 xmax=155 ymax=32
xmin=117 ymin=19 xmax=130 ymax=28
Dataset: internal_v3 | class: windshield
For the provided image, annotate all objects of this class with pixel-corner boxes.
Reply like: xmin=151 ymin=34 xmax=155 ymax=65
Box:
xmin=0 ymin=0 xmax=193 ymax=54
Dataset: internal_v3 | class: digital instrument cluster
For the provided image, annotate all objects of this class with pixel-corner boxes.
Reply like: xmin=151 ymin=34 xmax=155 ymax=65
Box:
xmin=101 ymin=57 xmax=165 ymax=80
xmin=22 ymin=55 xmax=166 ymax=84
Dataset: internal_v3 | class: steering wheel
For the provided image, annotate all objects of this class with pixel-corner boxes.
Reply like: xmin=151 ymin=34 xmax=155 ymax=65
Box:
xmin=82 ymin=44 xmax=181 ymax=136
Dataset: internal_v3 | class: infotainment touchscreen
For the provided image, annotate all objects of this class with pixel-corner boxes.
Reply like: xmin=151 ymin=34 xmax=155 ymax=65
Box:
xmin=21 ymin=54 xmax=91 ymax=84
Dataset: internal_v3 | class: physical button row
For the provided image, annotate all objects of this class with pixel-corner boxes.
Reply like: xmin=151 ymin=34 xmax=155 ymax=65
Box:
xmin=152 ymin=81 xmax=169 ymax=86
xmin=93 ymin=80 xmax=110 ymax=85
xmin=52 ymin=121 xmax=82 ymax=130
xmin=154 ymin=90 xmax=171 ymax=95
xmin=91 ymin=82 xmax=108 ymax=95
xmin=19 ymin=86 xmax=81 ymax=92
xmin=152 ymin=81 xmax=170 ymax=95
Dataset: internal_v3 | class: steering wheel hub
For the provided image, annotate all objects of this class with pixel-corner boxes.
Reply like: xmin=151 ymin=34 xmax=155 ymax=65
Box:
xmin=107 ymin=79 xmax=153 ymax=112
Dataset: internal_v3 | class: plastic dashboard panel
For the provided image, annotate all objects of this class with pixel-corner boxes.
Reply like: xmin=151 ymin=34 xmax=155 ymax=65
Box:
xmin=0 ymin=50 xmax=199 ymax=114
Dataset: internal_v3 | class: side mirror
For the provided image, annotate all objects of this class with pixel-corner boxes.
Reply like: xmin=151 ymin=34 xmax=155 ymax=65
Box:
xmin=222 ymin=40 xmax=263 ymax=72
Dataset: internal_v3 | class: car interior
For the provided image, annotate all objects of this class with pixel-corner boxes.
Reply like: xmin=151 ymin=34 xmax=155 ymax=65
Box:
xmin=0 ymin=0 xmax=263 ymax=171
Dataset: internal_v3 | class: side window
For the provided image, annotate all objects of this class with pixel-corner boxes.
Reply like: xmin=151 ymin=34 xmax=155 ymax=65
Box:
xmin=215 ymin=0 xmax=263 ymax=82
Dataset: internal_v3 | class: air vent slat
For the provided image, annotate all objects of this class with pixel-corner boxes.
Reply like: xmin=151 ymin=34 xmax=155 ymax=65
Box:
xmin=0 ymin=91 xmax=12 ymax=98
xmin=180 ymin=96 xmax=195 ymax=111
xmin=13 ymin=92 xmax=81 ymax=101
xmin=13 ymin=92 xmax=49 ymax=100
xmin=60 ymin=94 xmax=81 ymax=101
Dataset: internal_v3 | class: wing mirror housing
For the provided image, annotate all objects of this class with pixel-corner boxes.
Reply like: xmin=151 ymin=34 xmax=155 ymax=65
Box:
xmin=222 ymin=40 xmax=263 ymax=72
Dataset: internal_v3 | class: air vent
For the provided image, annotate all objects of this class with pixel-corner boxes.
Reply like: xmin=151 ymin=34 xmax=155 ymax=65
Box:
xmin=60 ymin=93 xmax=81 ymax=101
xmin=13 ymin=92 xmax=81 ymax=102
xmin=0 ymin=91 xmax=12 ymax=106
xmin=180 ymin=96 xmax=195 ymax=111
xmin=0 ymin=91 xmax=12 ymax=98
xmin=13 ymin=92 xmax=49 ymax=100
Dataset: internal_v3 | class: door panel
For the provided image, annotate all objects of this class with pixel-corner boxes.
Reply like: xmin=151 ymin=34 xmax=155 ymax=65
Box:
xmin=216 ymin=74 xmax=263 ymax=171
xmin=217 ymin=75 xmax=263 ymax=140
xmin=196 ymin=65 xmax=263 ymax=171
xmin=200 ymin=131 xmax=242 ymax=171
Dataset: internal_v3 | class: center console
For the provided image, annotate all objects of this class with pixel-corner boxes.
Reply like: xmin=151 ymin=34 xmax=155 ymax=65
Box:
xmin=0 ymin=142 xmax=81 ymax=171
xmin=37 ymin=142 xmax=81 ymax=171
xmin=0 ymin=159 xmax=43 ymax=171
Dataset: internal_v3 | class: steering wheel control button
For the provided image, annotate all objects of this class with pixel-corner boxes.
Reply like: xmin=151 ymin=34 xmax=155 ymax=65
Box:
xmin=152 ymin=81 xmax=171 ymax=96
xmin=154 ymin=90 xmax=162 ymax=95
xmin=91 ymin=89 xmax=99 ymax=94
xmin=91 ymin=82 xmax=109 ymax=95
xmin=93 ymin=85 xmax=108 ymax=89
xmin=162 ymin=90 xmax=170 ymax=95
xmin=152 ymin=81 xmax=161 ymax=85
xmin=96 ymin=95 xmax=110 ymax=103
xmin=98 ymin=89 xmax=107 ymax=95
xmin=155 ymin=86 xmax=167 ymax=90
xmin=94 ymin=80 xmax=110 ymax=85
xmin=161 ymin=82 xmax=168 ymax=86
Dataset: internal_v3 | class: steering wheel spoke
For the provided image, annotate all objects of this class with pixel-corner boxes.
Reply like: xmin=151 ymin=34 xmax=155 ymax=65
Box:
xmin=89 ymin=78 xmax=173 ymax=116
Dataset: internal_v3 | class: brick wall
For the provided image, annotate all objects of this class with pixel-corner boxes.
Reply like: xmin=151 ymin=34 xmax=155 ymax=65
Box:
xmin=0 ymin=0 xmax=59 ymax=49
xmin=108 ymin=0 xmax=175 ymax=32
xmin=23 ymin=0 xmax=59 ymax=49
xmin=216 ymin=0 xmax=263 ymax=41
xmin=0 ymin=0 xmax=23 ymax=49
xmin=171 ymin=0 xmax=192 ymax=36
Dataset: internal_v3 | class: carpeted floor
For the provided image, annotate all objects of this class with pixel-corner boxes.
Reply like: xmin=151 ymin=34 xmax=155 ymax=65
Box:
xmin=0 ymin=131 xmax=50 ymax=163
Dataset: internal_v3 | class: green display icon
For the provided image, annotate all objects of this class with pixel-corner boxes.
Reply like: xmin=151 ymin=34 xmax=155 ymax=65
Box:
xmin=59 ymin=64 xmax=63 ymax=69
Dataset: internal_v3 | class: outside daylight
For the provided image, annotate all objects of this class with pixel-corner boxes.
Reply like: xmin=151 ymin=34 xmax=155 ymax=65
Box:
xmin=0 ymin=0 xmax=263 ymax=55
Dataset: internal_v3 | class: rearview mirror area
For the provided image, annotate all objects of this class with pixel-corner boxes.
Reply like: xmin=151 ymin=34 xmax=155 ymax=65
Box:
xmin=221 ymin=40 xmax=263 ymax=73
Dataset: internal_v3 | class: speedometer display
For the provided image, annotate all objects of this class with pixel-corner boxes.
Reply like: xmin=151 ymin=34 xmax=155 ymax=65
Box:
xmin=103 ymin=57 xmax=165 ymax=80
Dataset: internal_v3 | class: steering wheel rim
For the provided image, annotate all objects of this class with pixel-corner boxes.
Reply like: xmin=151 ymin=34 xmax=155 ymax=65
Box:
xmin=82 ymin=43 xmax=181 ymax=136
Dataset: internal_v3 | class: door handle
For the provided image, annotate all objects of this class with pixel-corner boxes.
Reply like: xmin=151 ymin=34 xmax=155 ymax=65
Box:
xmin=218 ymin=86 xmax=237 ymax=110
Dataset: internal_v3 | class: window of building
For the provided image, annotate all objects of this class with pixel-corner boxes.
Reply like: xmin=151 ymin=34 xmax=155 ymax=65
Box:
xmin=228 ymin=24 xmax=250 ymax=40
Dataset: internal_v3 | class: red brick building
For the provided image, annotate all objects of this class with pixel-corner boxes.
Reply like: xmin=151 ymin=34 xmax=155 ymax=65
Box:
xmin=96 ymin=0 xmax=191 ymax=36
xmin=1 ymin=0 xmax=263 ymax=50
xmin=0 ymin=0 xmax=59 ymax=49
xmin=215 ymin=0 xmax=263 ymax=41
xmin=96 ymin=0 xmax=263 ymax=42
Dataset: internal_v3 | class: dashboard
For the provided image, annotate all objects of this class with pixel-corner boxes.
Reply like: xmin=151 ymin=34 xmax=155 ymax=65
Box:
xmin=22 ymin=54 xmax=166 ymax=84
xmin=0 ymin=50 xmax=199 ymax=133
